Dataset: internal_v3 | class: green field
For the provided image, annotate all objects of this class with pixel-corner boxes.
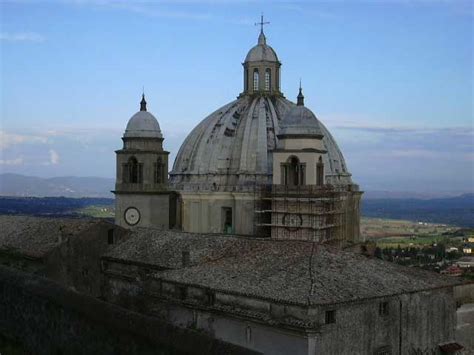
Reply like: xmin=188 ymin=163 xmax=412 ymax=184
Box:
xmin=77 ymin=205 xmax=114 ymax=218
xmin=361 ymin=217 xmax=471 ymax=249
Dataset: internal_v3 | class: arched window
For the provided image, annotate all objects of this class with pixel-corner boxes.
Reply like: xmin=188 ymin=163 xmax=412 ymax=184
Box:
xmin=154 ymin=157 xmax=165 ymax=184
xmin=127 ymin=156 xmax=142 ymax=183
xmin=317 ymin=156 xmax=324 ymax=186
xmin=265 ymin=68 xmax=271 ymax=91
xmin=285 ymin=156 xmax=305 ymax=186
xmin=253 ymin=69 xmax=259 ymax=92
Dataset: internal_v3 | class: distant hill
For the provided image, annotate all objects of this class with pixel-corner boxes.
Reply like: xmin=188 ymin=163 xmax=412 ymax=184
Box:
xmin=362 ymin=193 xmax=474 ymax=228
xmin=362 ymin=190 xmax=469 ymax=200
xmin=0 ymin=174 xmax=114 ymax=198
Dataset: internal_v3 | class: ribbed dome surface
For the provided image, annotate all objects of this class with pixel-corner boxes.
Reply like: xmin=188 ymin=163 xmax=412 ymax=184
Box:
xmin=124 ymin=111 xmax=163 ymax=138
xmin=170 ymin=96 xmax=352 ymax=191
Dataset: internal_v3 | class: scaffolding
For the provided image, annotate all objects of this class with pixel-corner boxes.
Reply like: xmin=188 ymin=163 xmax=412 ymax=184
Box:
xmin=254 ymin=184 xmax=349 ymax=244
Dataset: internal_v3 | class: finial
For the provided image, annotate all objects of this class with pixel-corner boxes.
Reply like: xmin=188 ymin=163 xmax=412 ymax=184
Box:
xmin=140 ymin=92 xmax=147 ymax=111
xmin=255 ymin=13 xmax=270 ymax=45
xmin=297 ymin=80 xmax=304 ymax=106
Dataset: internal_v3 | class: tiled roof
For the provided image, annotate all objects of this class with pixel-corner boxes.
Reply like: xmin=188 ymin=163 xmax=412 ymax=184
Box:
xmin=105 ymin=229 xmax=461 ymax=306
xmin=0 ymin=215 xmax=101 ymax=258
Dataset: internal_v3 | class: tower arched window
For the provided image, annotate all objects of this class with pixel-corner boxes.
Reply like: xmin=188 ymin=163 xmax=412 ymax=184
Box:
xmin=126 ymin=156 xmax=142 ymax=184
xmin=317 ymin=156 xmax=324 ymax=187
xmin=265 ymin=68 xmax=271 ymax=91
xmin=253 ymin=69 xmax=259 ymax=92
xmin=154 ymin=156 xmax=166 ymax=184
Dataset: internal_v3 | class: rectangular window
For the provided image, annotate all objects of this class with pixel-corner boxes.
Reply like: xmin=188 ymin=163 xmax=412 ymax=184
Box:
xmin=107 ymin=229 xmax=114 ymax=245
xmin=379 ymin=301 xmax=389 ymax=316
xmin=325 ymin=310 xmax=336 ymax=324
xmin=222 ymin=207 xmax=233 ymax=234
xmin=206 ymin=289 xmax=216 ymax=305
xmin=178 ymin=285 xmax=187 ymax=300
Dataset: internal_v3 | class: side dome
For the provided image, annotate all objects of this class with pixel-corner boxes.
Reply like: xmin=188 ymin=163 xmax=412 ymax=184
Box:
xmin=279 ymin=87 xmax=323 ymax=137
xmin=244 ymin=32 xmax=279 ymax=63
xmin=123 ymin=94 xmax=163 ymax=139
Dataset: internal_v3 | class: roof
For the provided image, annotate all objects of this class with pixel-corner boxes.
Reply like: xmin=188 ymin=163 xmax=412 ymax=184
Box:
xmin=0 ymin=215 xmax=102 ymax=258
xmin=105 ymin=229 xmax=460 ymax=307
xmin=278 ymin=104 xmax=323 ymax=138
xmin=124 ymin=111 xmax=163 ymax=139
xmin=103 ymin=228 xmax=246 ymax=269
xmin=170 ymin=95 xmax=352 ymax=190
xmin=244 ymin=32 xmax=279 ymax=63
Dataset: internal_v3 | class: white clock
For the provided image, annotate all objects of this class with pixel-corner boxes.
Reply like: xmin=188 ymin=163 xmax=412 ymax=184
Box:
xmin=283 ymin=213 xmax=302 ymax=231
xmin=124 ymin=207 xmax=140 ymax=226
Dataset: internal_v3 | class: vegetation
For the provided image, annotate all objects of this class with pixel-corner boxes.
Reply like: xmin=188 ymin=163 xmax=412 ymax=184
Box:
xmin=0 ymin=196 xmax=114 ymax=219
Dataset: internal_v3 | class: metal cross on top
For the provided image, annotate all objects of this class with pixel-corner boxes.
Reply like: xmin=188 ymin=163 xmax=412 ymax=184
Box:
xmin=255 ymin=14 xmax=270 ymax=33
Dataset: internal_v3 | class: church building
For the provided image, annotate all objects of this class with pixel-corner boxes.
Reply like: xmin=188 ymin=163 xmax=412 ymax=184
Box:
xmin=114 ymin=20 xmax=362 ymax=245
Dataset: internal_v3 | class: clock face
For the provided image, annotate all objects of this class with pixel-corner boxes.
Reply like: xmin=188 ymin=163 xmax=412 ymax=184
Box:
xmin=283 ymin=213 xmax=302 ymax=231
xmin=124 ymin=207 xmax=140 ymax=226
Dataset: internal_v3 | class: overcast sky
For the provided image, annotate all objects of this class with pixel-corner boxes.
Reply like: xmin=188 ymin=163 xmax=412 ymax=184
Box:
xmin=1 ymin=0 xmax=472 ymax=194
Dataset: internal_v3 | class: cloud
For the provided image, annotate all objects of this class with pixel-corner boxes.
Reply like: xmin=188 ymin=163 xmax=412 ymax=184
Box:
xmin=0 ymin=32 xmax=45 ymax=42
xmin=0 ymin=157 xmax=24 ymax=166
xmin=0 ymin=131 xmax=49 ymax=150
xmin=331 ymin=124 xmax=474 ymax=135
xmin=49 ymin=149 xmax=60 ymax=165
xmin=69 ymin=0 xmax=212 ymax=20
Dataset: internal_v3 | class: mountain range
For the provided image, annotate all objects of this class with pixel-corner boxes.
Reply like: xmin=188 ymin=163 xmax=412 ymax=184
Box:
xmin=0 ymin=174 xmax=115 ymax=198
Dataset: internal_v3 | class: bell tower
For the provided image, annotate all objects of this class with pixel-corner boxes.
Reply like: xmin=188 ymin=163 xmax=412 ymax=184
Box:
xmin=113 ymin=95 xmax=173 ymax=229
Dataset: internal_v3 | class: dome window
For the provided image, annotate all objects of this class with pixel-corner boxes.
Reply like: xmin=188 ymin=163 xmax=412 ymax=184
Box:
xmin=281 ymin=156 xmax=305 ymax=186
xmin=265 ymin=69 xmax=271 ymax=91
xmin=317 ymin=156 xmax=324 ymax=186
xmin=253 ymin=69 xmax=259 ymax=92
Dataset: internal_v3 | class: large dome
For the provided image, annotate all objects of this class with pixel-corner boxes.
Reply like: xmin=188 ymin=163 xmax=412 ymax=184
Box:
xmin=170 ymin=95 xmax=352 ymax=191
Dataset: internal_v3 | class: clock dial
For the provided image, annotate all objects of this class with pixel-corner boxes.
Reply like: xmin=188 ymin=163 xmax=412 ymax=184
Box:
xmin=283 ymin=213 xmax=302 ymax=231
xmin=124 ymin=207 xmax=140 ymax=226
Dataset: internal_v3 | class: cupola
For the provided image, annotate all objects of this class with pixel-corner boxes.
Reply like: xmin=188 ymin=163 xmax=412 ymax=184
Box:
xmin=123 ymin=94 xmax=163 ymax=139
xmin=242 ymin=15 xmax=281 ymax=95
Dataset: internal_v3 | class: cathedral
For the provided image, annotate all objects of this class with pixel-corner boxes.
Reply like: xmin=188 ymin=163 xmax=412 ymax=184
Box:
xmin=114 ymin=22 xmax=362 ymax=245
xmin=0 ymin=20 xmax=467 ymax=355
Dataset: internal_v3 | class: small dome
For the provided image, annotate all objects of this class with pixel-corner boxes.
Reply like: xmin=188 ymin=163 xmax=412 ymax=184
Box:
xmin=279 ymin=105 xmax=323 ymax=138
xmin=124 ymin=111 xmax=162 ymax=138
xmin=123 ymin=95 xmax=162 ymax=139
xmin=244 ymin=32 xmax=279 ymax=63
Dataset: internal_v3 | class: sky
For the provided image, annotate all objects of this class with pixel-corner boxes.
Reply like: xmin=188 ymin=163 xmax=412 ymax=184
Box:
xmin=1 ymin=0 xmax=473 ymax=194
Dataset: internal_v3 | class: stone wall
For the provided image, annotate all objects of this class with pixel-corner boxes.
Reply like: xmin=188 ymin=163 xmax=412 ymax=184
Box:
xmin=454 ymin=283 xmax=474 ymax=305
xmin=103 ymin=260 xmax=458 ymax=355
xmin=45 ymin=221 xmax=130 ymax=297
xmin=316 ymin=289 xmax=457 ymax=355
xmin=0 ymin=265 xmax=259 ymax=355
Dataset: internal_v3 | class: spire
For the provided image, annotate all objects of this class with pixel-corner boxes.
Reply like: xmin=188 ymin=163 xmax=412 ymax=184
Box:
xmin=297 ymin=80 xmax=304 ymax=106
xmin=140 ymin=93 xmax=147 ymax=111
xmin=255 ymin=14 xmax=269 ymax=45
